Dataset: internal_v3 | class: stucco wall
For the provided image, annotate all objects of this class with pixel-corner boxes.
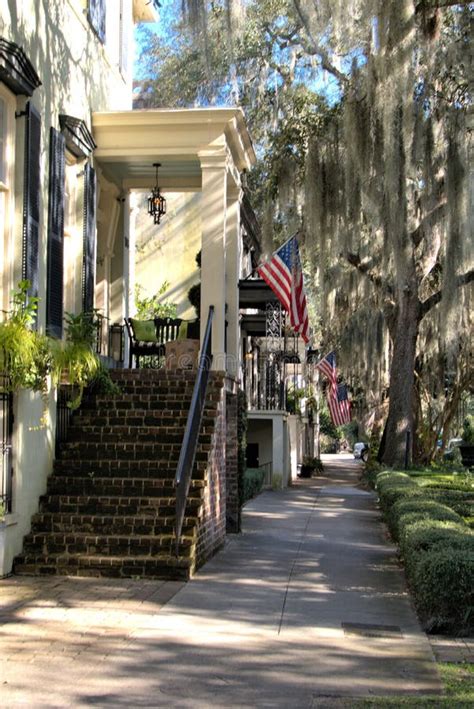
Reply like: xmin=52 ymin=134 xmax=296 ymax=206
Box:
xmin=0 ymin=0 xmax=136 ymax=574
xmin=134 ymin=191 xmax=202 ymax=320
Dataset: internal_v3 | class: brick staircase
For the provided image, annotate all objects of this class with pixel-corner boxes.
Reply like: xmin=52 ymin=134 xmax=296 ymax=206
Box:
xmin=14 ymin=369 xmax=224 ymax=580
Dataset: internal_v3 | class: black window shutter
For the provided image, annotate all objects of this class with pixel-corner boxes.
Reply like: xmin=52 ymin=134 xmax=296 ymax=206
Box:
xmin=88 ymin=0 xmax=106 ymax=43
xmin=46 ymin=128 xmax=65 ymax=338
xmin=22 ymin=101 xmax=41 ymax=315
xmin=82 ymin=163 xmax=96 ymax=313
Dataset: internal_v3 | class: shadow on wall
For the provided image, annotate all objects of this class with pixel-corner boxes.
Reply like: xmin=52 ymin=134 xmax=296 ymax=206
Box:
xmin=135 ymin=192 xmax=202 ymax=319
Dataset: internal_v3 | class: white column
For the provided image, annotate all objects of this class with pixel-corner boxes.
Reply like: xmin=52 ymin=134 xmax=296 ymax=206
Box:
xmin=225 ymin=184 xmax=242 ymax=380
xmin=272 ymin=415 xmax=285 ymax=487
xmin=199 ymin=153 xmax=228 ymax=371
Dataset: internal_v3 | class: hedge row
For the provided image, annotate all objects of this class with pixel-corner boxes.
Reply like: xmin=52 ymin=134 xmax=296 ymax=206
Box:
xmin=375 ymin=471 xmax=474 ymax=634
xmin=242 ymin=468 xmax=266 ymax=504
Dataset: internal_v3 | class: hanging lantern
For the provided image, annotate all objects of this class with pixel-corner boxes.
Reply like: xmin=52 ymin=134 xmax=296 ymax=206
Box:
xmin=147 ymin=162 xmax=166 ymax=225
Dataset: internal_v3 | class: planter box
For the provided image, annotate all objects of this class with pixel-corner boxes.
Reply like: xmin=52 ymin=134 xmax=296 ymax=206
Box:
xmin=165 ymin=339 xmax=199 ymax=370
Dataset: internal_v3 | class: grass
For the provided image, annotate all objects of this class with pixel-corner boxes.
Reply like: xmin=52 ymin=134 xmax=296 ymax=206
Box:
xmin=316 ymin=663 xmax=474 ymax=707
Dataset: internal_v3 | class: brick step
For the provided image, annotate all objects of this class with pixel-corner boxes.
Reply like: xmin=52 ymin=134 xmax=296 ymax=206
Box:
xmin=30 ymin=512 xmax=197 ymax=536
xmin=56 ymin=446 xmax=211 ymax=464
xmin=62 ymin=429 xmax=213 ymax=445
xmin=39 ymin=494 xmax=201 ymax=517
xmin=14 ymin=553 xmax=193 ymax=580
xmin=22 ymin=531 xmax=194 ymax=557
xmin=79 ymin=391 xmax=221 ymax=406
xmin=46 ymin=476 xmax=205 ymax=498
xmin=68 ymin=411 xmax=216 ymax=428
xmin=52 ymin=459 xmax=207 ymax=478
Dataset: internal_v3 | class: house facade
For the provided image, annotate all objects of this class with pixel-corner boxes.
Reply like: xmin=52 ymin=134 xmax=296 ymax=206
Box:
xmin=0 ymin=0 xmax=310 ymax=580
xmin=0 ymin=0 xmax=159 ymax=576
xmin=0 ymin=0 xmax=263 ymax=579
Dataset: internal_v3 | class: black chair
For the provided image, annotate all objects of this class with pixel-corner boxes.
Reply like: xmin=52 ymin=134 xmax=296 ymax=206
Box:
xmin=124 ymin=317 xmax=183 ymax=368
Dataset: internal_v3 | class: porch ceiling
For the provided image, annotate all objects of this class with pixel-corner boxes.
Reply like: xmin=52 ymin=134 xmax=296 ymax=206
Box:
xmin=92 ymin=108 xmax=256 ymax=191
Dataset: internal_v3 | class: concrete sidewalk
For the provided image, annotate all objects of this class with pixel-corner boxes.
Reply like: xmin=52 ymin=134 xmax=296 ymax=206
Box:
xmin=1 ymin=455 xmax=442 ymax=707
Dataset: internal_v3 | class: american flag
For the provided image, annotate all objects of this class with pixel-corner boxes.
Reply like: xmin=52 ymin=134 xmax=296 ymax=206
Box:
xmin=328 ymin=383 xmax=352 ymax=426
xmin=257 ymin=236 xmax=310 ymax=343
xmin=315 ymin=351 xmax=337 ymax=385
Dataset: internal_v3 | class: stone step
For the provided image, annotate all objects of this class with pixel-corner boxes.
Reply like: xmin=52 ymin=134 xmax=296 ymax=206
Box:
xmin=46 ymin=476 xmax=205 ymax=498
xmin=22 ymin=531 xmax=194 ymax=557
xmin=30 ymin=512 xmax=197 ymax=536
xmin=39 ymin=494 xmax=201 ymax=517
xmin=14 ymin=553 xmax=193 ymax=580
xmin=52 ymin=459 xmax=207 ymax=478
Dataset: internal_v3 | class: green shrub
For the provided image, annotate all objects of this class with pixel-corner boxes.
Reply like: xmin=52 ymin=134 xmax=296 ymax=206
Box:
xmin=400 ymin=519 xmax=473 ymax=575
xmin=242 ymin=468 xmax=265 ymax=504
xmin=376 ymin=471 xmax=414 ymax=494
xmin=411 ymin=549 xmax=474 ymax=633
xmin=389 ymin=499 xmax=463 ymax=541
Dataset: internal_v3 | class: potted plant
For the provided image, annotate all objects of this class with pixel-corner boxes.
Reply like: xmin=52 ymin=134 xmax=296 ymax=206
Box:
xmin=299 ymin=456 xmax=324 ymax=478
xmin=50 ymin=310 xmax=103 ymax=410
xmin=459 ymin=416 xmax=474 ymax=468
xmin=0 ymin=281 xmax=52 ymax=424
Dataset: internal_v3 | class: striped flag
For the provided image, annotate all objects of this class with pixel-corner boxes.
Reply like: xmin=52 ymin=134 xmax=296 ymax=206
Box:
xmin=328 ymin=383 xmax=352 ymax=426
xmin=315 ymin=351 xmax=337 ymax=385
xmin=257 ymin=236 xmax=310 ymax=343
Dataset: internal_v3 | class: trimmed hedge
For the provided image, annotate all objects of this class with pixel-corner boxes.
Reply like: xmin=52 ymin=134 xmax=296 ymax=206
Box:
xmin=375 ymin=470 xmax=474 ymax=634
xmin=412 ymin=549 xmax=474 ymax=632
xmin=242 ymin=468 xmax=265 ymax=504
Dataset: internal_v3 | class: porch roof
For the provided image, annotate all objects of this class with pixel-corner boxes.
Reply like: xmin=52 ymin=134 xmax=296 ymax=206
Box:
xmin=91 ymin=108 xmax=256 ymax=190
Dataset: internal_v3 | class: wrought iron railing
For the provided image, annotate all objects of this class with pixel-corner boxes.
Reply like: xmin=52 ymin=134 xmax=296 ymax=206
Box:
xmin=0 ymin=375 xmax=13 ymax=514
xmin=174 ymin=305 xmax=214 ymax=554
xmin=56 ymin=386 xmax=74 ymax=457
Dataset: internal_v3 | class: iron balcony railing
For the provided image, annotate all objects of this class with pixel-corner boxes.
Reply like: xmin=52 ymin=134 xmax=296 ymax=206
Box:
xmin=174 ymin=305 xmax=214 ymax=554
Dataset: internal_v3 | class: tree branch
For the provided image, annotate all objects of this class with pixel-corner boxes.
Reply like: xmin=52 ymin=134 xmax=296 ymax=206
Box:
xmin=410 ymin=200 xmax=447 ymax=248
xmin=416 ymin=0 xmax=471 ymax=9
xmin=344 ymin=252 xmax=393 ymax=296
xmin=420 ymin=268 xmax=474 ymax=318
xmin=292 ymin=0 xmax=350 ymax=88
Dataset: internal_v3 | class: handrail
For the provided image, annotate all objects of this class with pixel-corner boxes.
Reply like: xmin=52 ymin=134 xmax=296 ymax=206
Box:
xmin=174 ymin=305 xmax=214 ymax=555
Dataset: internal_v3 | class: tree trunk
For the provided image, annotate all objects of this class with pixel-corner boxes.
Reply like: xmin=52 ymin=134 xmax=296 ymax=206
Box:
xmin=382 ymin=290 xmax=420 ymax=467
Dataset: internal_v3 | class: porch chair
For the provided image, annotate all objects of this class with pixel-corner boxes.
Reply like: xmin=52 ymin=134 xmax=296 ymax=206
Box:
xmin=124 ymin=317 xmax=183 ymax=368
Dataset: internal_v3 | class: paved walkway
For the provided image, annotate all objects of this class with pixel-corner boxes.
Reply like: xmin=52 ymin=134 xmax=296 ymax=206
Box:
xmin=1 ymin=455 xmax=443 ymax=707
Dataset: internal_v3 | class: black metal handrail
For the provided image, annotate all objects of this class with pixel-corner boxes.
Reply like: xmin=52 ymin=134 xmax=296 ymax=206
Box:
xmin=174 ymin=305 xmax=214 ymax=554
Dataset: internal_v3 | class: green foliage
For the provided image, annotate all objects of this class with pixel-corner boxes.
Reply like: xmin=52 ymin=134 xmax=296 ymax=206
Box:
xmin=301 ymin=456 xmax=324 ymax=473
xmin=134 ymin=283 xmax=177 ymax=320
xmin=242 ymin=468 xmax=265 ymax=504
xmin=319 ymin=409 xmax=341 ymax=439
xmin=375 ymin=469 xmax=473 ymax=633
xmin=286 ymin=386 xmax=305 ymax=415
xmin=0 ymin=281 xmax=52 ymax=397
xmin=462 ymin=415 xmax=474 ymax=444
xmin=412 ymin=549 xmax=474 ymax=633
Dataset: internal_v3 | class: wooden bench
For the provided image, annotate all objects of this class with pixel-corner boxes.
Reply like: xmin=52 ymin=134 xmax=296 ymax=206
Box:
xmin=124 ymin=317 xmax=199 ymax=368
